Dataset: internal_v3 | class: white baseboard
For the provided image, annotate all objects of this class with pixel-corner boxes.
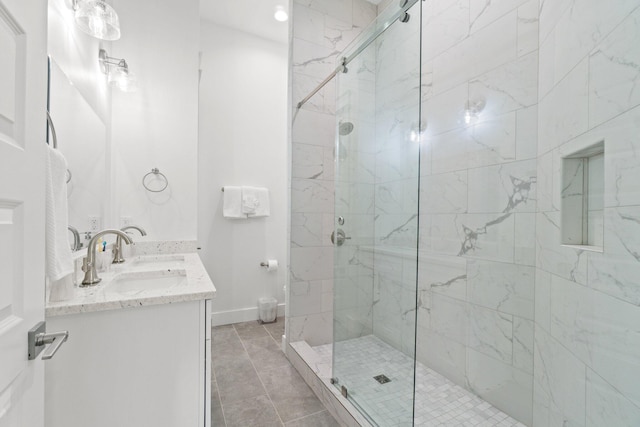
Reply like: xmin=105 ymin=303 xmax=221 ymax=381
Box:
xmin=211 ymin=303 xmax=285 ymax=326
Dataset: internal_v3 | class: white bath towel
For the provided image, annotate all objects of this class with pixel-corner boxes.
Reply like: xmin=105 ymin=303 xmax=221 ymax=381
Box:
xmin=242 ymin=186 xmax=270 ymax=217
xmin=45 ymin=145 xmax=74 ymax=282
xmin=223 ymin=186 xmax=246 ymax=218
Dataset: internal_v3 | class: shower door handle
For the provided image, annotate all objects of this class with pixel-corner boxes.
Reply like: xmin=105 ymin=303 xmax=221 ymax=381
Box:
xmin=331 ymin=229 xmax=351 ymax=246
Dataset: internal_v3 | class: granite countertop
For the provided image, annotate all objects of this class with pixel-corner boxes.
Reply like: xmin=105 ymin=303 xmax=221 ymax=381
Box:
xmin=46 ymin=241 xmax=215 ymax=317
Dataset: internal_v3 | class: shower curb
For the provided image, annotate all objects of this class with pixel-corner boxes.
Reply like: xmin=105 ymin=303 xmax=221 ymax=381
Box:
xmin=287 ymin=341 xmax=373 ymax=427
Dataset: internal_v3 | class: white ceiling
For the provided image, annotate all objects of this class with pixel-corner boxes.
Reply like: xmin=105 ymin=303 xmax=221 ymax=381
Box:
xmin=200 ymin=0 xmax=382 ymax=45
xmin=200 ymin=0 xmax=289 ymax=44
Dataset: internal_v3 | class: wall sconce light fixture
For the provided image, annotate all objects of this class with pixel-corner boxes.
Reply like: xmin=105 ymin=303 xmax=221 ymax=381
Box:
xmin=408 ymin=120 xmax=427 ymax=143
xmin=463 ymin=98 xmax=486 ymax=125
xmin=73 ymin=0 xmax=121 ymax=41
xmin=99 ymin=49 xmax=137 ymax=92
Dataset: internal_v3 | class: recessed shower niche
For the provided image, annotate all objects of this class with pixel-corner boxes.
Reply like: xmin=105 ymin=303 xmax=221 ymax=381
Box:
xmin=561 ymin=141 xmax=605 ymax=251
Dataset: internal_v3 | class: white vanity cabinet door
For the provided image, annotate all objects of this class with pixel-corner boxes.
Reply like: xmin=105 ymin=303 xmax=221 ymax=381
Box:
xmin=45 ymin=300 xmax=211 ymax=427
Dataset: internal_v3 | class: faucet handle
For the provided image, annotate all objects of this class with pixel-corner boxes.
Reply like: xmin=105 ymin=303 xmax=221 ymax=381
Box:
xmin=112 ymin=235 xmax=133 ymax=264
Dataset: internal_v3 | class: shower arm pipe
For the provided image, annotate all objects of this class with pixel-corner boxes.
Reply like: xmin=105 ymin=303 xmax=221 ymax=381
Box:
xmin=295 ymin=0 xmax=420 ymax=110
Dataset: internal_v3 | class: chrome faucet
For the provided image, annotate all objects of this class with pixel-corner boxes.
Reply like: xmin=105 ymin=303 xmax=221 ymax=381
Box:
xmin=81 ymin=229 xmax=133 ymax=286
xmin=113 ymin=225 xmax=147 ymax=264
xmin=67 ymin=225 xmax=81 ymax=251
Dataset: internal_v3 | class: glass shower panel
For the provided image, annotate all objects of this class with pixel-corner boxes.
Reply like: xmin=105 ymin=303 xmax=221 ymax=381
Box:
xmin=332 ymin=2 xmax=422 ymax=425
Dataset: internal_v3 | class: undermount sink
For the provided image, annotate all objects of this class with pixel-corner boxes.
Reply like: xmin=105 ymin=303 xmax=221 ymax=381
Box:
xmin=126 ymin=254 xmax=185 ymax=269
xmin=105 ymin=269 xmax=188 ymax=296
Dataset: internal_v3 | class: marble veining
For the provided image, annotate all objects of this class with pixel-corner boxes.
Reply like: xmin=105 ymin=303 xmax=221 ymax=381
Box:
xmin=46 ymin=244 xmax=215 ymax=317
xmin=470 ymin=0 xmax=530 ymax=34
xmin=459 ymin=212 xmax=512 ymax=256
xmin=589 ymin=6 xmax=640 ymax=128
xmin=503 ymin=174 xmax=537 ymax=213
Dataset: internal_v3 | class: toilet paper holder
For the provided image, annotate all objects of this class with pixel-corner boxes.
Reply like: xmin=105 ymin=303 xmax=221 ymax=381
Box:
xmin=260 ymin=260 xmax=278 ymax=271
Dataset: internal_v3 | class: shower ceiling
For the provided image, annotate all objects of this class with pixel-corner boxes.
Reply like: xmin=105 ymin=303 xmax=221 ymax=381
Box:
xmin=199 ymin=0 xmax=288 ymax=44
xmin=200 ymin=0 xmax=383 ymax=45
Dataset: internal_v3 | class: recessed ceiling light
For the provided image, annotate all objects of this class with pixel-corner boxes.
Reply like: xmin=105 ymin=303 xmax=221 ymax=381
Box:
xmin=274 ymin=5 xmax=288 ymax=22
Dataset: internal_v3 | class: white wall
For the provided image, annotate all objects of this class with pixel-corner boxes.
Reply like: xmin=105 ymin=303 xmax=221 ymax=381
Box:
xmin=198 ymin=21 xmax=288 ymax=324
xmin=110 ymin=0 xmax=200 ymax=240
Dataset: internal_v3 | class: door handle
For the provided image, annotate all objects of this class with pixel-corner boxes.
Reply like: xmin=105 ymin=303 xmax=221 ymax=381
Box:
xmin=28 ymin=321 xmax=69 ymax=360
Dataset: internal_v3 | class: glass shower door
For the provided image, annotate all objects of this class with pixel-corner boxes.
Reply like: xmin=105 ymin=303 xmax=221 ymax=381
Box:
xmin=332 ymin=1 xmax=422 ymax=425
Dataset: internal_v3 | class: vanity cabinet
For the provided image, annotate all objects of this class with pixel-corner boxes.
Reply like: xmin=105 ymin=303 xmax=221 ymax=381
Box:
xmin=44 ymin=299 xmax=211 ymax=427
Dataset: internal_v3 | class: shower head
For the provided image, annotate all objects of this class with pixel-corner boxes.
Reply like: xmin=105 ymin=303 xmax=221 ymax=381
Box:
xmin=339 ymin=121 xmax=354 ymax=136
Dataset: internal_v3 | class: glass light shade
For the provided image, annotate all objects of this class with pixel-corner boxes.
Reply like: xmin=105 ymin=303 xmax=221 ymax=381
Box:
xmin=108 ymin=67 xmax=137 ymax=92
xmin=75 ymin=0 xmax=121 ymax=41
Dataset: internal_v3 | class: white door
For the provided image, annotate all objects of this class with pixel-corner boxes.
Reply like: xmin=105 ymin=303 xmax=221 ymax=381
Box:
xmin=0 ymin=0 xmax=48 ymax=425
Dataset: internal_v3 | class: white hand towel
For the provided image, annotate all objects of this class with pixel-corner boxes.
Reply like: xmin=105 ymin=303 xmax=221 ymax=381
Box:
xmin=241 ymin=193 xmax=259 ymax=214
xmin=45 ymin=146 xmax=74 ymax=282
xmin=242 ymin=186 xmax=270 ymax=217
xmin=223 ymin=186 xmax=246 ymax=218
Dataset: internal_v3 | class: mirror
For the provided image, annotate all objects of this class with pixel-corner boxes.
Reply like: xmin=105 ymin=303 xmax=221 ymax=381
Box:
xmin=47 ymin=0 xmax=200 ymax=244
xmin=48 ymin=58 xmax=107 ymax=250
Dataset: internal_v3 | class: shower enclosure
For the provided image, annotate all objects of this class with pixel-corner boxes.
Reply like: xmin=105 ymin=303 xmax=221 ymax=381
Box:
xmin=328 ymin=0 xmax=535 ymax=425
xmin=293 ymin=0 xmax=640 ymax=426
xmin=332 ymin=2 xmax=422 ymax=425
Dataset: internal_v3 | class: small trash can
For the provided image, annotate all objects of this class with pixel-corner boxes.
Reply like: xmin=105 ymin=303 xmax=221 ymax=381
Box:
xmin=258 ymin=297 xmax=277 ymax=324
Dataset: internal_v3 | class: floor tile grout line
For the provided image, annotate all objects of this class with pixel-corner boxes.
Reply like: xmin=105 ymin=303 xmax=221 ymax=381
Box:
xmin=262 ymin=320 xmax=284 ymax=347
xmin=215 ymin=325 xmax=269 ymax=426
xmin=234 ymin=323 xmax=286 ymax=426
xmin=217 ymin=321 xmax=323 ymax=426
xmin=284 ymin=408 xmax=330 ymax=424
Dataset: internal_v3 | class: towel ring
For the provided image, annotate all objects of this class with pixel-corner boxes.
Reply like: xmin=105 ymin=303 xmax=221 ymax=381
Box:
xmin=142 ymin=168 xmax=168 ymax=192
xmin=66 ymin=168 xmax=72 ymax=184
xmin=142 ymin=168 xmax=169 ymax=193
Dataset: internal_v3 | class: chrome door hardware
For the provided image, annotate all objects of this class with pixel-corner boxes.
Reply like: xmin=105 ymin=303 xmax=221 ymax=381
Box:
xmin=28 ymin=321 xmax=69 ymax=360
xmin=331 ymin=229 xmax=351 ymax=246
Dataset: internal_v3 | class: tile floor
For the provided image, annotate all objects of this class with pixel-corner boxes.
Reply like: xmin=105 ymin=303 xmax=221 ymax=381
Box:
xmin=314 ymin=336 xmax=526 ymax=427
xmin=212 ymin=319 xmax=339 ymax=427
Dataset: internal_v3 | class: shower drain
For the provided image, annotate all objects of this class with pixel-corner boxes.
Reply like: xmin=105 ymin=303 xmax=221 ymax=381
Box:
xmin=373 ymin=374 xmax=391 ymax=384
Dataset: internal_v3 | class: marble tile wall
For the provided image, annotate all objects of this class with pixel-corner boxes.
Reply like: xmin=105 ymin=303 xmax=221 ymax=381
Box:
xmin=534 ymin=1 xmax=640 ymax=426
xmin=416 ymin=1 xmax=539 ymax=424
xmin=333 ymin=41 xmax=378 ymax=343
xmin=291 ymin=1 xmax=640 ymax=426
xmin=370 ymin=1 xmax=422 ymax=356
xmin=289 ymin=0 xmax=377 ymax=346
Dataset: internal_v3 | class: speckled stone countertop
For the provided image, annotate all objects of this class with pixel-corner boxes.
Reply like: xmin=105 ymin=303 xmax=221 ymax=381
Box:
xmin=46 ymin=241 xmax=215 ymax=317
